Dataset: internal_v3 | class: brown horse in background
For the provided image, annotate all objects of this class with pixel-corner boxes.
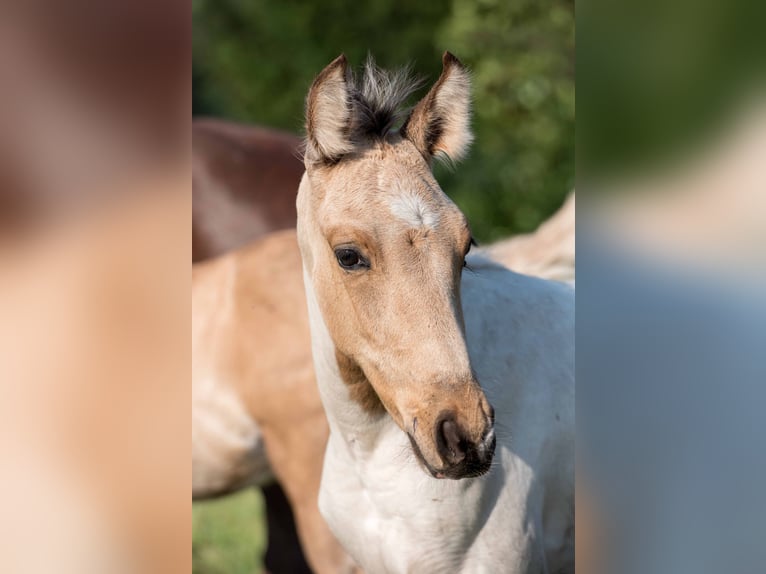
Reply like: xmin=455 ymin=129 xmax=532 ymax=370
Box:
xmin=192 ymin=119 xmax=303 ymax=262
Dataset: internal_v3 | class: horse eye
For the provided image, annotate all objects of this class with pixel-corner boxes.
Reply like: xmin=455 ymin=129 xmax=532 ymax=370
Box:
xmin=335 ymin=248 xmax=366 ymax=270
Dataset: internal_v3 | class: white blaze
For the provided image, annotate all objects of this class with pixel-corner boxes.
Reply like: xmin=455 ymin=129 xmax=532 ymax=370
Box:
xmin=388 ymin=191 xmax=438 ymax=229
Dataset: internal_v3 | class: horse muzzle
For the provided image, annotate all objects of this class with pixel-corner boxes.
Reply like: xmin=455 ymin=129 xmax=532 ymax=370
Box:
xmin=407 ymin=409 xmax=496 ymax=480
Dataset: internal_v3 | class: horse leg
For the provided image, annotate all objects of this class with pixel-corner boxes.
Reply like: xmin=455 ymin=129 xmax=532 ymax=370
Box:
xmin=262 ymin=482 xmax=312 ymax=574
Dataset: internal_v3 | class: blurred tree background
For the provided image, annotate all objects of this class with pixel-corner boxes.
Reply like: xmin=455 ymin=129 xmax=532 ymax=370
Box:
xmin=193 ymin=0 xmax=574 ymax=241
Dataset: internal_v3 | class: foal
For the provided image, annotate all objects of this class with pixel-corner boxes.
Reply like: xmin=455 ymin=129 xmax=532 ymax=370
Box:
xmin=296 ymin=54 xmax=574 ymax=573
xmin=191 ymin=201 xmax=575 ymax=573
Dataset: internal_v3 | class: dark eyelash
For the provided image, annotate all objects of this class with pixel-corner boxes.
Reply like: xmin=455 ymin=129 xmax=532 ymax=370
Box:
xmin=464 ymin=236 xmax=477 ymax=258
xmin=462 ymin=236 xmax=477 ymax=271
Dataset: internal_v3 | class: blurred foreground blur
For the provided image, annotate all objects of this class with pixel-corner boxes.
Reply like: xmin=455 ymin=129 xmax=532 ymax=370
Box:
xmin=578 ymin=99 xmax=766 ymax=574
xmin=0 ymin=184 xmax=190 ymax=573
xmin=578 ymin=1 xmax=766 ymax=570
xmin=0 ymin=2 xmax=189 ymax=573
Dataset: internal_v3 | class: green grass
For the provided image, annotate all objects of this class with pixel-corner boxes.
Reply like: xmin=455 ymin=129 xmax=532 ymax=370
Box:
xmin=192 ymin=489 xmax=267 ymax=574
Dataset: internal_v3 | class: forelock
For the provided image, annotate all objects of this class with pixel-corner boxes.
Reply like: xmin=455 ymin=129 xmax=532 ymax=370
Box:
xmin=351 ymin=55 xmax=423 ymax=139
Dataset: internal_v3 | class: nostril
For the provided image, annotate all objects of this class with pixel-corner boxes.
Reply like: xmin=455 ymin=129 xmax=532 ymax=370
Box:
xmin=436 ymin=415 xmax=467 ymax=465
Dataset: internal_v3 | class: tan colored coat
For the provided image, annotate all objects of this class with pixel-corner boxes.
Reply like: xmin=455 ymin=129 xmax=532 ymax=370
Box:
xmin=192 ymin=193 xmax=575 ymax=572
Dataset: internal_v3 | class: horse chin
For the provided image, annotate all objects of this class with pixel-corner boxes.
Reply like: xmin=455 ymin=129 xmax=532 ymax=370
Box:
xmin=406 ymin=431 xmax=439 ymax=477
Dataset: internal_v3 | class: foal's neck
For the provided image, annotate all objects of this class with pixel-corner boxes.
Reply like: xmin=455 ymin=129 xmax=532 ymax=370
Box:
xmin=302 ymin=271 xmax=389 ymax=453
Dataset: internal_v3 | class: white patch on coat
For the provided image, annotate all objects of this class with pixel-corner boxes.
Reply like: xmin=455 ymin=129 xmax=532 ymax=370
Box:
xmin=387 ymin=183 xmax=439 ymax=229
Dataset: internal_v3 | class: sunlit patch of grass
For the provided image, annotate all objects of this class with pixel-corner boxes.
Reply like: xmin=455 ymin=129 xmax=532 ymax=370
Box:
xmin=192 ymin=488 xmax=267 ymax=574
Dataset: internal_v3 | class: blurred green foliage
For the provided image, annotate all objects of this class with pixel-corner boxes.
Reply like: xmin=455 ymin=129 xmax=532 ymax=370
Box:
xmin=439 ymin=0 xmax=574 ymax=238
xmin=193 ymin=0 xmax=574 ymax=241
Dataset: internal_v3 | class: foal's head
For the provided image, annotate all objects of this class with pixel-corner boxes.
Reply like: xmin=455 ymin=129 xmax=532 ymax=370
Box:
xmin=297 ymin=53 xmax=495 ymax=479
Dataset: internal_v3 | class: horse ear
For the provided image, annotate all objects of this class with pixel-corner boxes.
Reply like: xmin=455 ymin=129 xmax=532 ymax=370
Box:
xmin=305 ymin=54 xmax=355 ymax=164
xmin=401 ymin=52 xmax=473 ymax=164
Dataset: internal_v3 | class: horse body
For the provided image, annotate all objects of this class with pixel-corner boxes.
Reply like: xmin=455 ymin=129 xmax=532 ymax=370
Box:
xmin=296 ymin=53 xmax=574 ymax=573
xmin=192 ymin=257 xmax=274 ymax=497
xmin=191 ymin=121 xmax=321 ymax=573
xmin=481 ymin=193 xmax=575 ymax=284
xmin=191 ymin=197 xmax=575 ymax=571
xmin=307 ymin=258 xmax=574 ymax=574
xmin=191 ymin=230 xmax=359 ymax=574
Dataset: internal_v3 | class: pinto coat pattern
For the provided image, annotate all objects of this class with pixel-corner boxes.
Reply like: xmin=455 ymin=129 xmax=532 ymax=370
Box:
xmin=297 ymin=53 xmax=574 ymax=573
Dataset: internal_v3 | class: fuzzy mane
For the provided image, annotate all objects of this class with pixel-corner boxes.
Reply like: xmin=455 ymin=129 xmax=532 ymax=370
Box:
xmin=350 ymin=56 xmax=423 ymax=139
xmin=305 ymin=53 xmax=472 ymax=164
